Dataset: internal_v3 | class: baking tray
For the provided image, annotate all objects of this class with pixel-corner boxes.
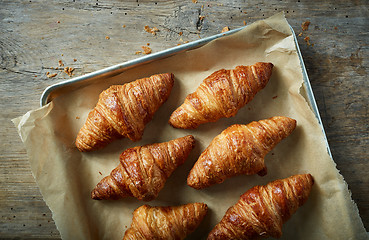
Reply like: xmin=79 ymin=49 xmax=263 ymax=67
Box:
xmin=40 ymin=24 xmax=332 ymax=159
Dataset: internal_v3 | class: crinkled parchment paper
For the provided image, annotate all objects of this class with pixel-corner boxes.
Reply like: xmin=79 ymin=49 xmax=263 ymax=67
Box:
xmin=13 ymin=13 xmax=367 ymax=240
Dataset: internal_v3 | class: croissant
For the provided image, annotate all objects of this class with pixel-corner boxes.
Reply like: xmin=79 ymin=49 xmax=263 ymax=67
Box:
xmin=91 ymin=135 xmax=195 ymax=201
xmin=123 ymin=203 xmax=208 ymax=240
xmin=187 ymin=116 xmax=297 ymax=189
xmin=207 ymin=174 xmax=314 ymax=240
xmin=169 ymin=62 xmax=273 ymax=129
xmin=75 ymin=73 xmax=174 ymax=152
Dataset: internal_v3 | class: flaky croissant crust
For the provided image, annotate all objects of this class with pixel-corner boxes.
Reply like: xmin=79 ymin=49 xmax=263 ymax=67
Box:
xmin=207 ymin=174 xmax=314 ymax=240
xmin=169 ymin=62 xmax=273 ymax=129
xmin=123 ymin=203 xmax=208 ymax=240
xmin=91 ymin=135 xmax=195 ymax=201
xmin=187 ymin=116 xmax=297 ymax=189
xmin=76 ymin=73 xmax=174 ymax=152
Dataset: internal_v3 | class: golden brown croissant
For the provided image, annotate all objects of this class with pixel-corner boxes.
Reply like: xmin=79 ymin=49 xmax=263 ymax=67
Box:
xmin=75 ymin=73 xmax=174 ymax=152
xmin=187 ymin=116 xmax=297 ymax=189
xmin=91 ymin=135 xmax=195 ymax=201
xmin=169 ymin=62 xmax=273 ymax=129
xmin=123 ymin=202 xmax=208 ymax=240
xmin=207 ymin=174 xmax=314 ymax=240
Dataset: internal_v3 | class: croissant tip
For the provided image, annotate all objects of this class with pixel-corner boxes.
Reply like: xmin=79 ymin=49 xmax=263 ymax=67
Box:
xmin=306 ymin=173 xmax=314 ymax=184
xmin=183 ymin=135 xmax=196 ymax=147
xmin=186 ymin=177 xmax=203 ymax=190
xmin=91 ymin=189 xmax=101 ymax=200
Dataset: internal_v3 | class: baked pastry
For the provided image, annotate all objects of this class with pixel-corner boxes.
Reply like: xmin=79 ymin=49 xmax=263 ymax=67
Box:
xmin=75 ymin=73 xmax=174 ymax=152
xmin=91 ymin=135 xmax=195 ymax=201
xmin=207 ymin=174 xmax=314 ymax=240
xmin=187 ymin=116 xmax=297 ymax=189
xmin=169 ymin=62 xmax=273 ymax=129
xmin=123 ymin=203 xmax=208 ymax=240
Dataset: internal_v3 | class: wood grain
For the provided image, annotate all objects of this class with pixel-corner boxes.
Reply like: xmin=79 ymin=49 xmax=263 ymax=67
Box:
xmin=1 ymin=0 xmax=367 ymax=238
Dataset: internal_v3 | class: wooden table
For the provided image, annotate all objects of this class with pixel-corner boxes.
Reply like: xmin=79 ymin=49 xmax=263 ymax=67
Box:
xmin=1 ymin=0 xmax=368 ymax=238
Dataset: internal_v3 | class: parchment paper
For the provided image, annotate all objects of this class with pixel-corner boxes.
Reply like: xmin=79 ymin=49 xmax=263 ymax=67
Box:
xmin=13 ymin=13 xmax=368 ymax=240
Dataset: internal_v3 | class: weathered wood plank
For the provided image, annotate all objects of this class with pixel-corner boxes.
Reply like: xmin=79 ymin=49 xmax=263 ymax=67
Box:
xmin=1 ymin=0 xmax=368 ymax=238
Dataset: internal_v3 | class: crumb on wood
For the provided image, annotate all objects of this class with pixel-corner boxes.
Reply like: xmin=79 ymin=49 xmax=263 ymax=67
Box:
xmin=76 ymin=116 xmax=80 ymax=119
xmin=184 ymin=40 xmax=189 ymax=43
xmin=221 ymin=26 xmax=230 ymax=33
xmin=243 ymin=20 xmax=246 ymax=25
xmin=73 ymin=58 xmax=77 ymax=62
xmin=334 ymin=26 xmax=338 ymax=30
xmin=301 ymin=21 xmax=311 ymax=31
xmin=61 ymin=54 xmax=63 ymax=56
xmin=272 ymin=95 xmax=278 ymax=99
xmin=64 ymin=66 xmax=75 ymax=76
xmin=122 ymin=24 xmax=126 ymax=28
xmin=105 ymin=36 xmax=110 ymax=40
xmin=146 ymin=43 xmax=150 ymax=46
xmin=57 ymin=20 xmax=60 ymax=23
xmin=179 ymin=31 xmax=183 ymax=36
xmin=298 ymin=32 xmax=303 ymax=37
xmin=34 ymin=75 xmax=37 ymax=77
xmin=47 ymin=72 xmax=57 ymax=78
xmin=192 ymin=0 xmax=198 ymax=3
xmin=304 ymin=36 xmax=311 ymax=45
xmin=99 ymin=171 xmax=102 ymax=175
xmin=199 ymin=16 xmax=205 ymax=21
xmin=141 ymin=46 xmax=152 ymax=54
xmin=144 ymin=25 xmax=160 ymax=35
xmin=135 ymin=51 xmax=142 ymax=55
xmin=58 ymin=60 xmax=64 ymax=67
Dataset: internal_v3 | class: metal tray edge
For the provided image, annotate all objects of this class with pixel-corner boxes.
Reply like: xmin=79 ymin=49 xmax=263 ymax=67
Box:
xmin=290 ymin=27 xmax=333 ymax=159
